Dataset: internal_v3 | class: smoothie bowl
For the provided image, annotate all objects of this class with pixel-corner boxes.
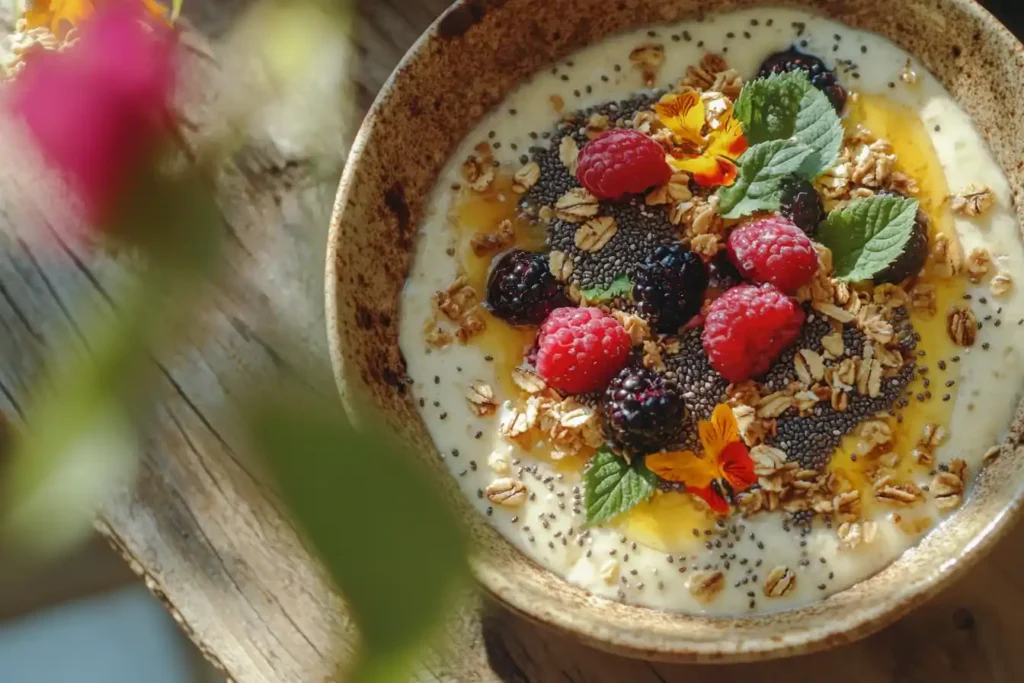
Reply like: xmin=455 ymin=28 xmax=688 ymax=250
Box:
xmin=326 ymin=0 xmax=1024 ymax=661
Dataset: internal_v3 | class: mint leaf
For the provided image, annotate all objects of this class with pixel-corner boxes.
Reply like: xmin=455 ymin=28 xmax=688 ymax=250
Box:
xmin=717 ymin=140 xmax=813 ymax=218
xmin=584 ymin=448 xmax=657 ymax=524
xmin=793 ymin=82 xmax=844 ymax=179
xmin=816 ymin=195 xmax=920 ymax=282
xmin=734 ymin=70 xmax=807 ymax=145
xmin=734 ymin=70 xmax=842 ymax=180
xmin=581 ymin=274 xmax=632 ymax=304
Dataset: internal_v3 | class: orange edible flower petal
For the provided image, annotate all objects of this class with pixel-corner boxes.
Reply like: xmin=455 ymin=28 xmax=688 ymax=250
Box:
xmin=668 ymin=154 xmax=738 ymax=187
xmin=698 ymin=403 xmax=739 ymax=459
xmin=688 ymin=483 xmax=731 ymax=515
xmin=707 ymin=115 xmax=748 ymax=160
xmin=655 ymin=91 xmax=706 ymax=147
xmin=718 ymin=441 xmax=757 ymax=493
xmin=645 ymin=449 xmax=717 ymax=488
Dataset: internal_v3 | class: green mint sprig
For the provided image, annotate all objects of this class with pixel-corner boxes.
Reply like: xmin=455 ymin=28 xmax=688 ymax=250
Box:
xmin=719 ymin=70 xmax=844 ymax=219
xmin=584 ymin=447 xmax=657 ymax=524
xmin=816 ymin=194 xmax=920 ymax=282
xmin=580 ymin=273 xmax=632 ymax=304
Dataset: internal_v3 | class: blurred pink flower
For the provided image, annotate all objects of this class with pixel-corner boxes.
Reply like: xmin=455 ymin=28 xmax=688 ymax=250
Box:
xmin=9 ymin=2 xmax=177 ymax=226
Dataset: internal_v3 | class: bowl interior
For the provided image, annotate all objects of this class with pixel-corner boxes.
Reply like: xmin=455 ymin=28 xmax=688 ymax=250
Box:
xmin=326 ymin=0 xmax=1024 ymax=661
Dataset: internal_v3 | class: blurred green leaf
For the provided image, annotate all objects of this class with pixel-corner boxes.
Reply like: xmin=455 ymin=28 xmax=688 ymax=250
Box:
xmin=170 ymin=0 xmax=183 ymax=21
xmin=247 ymin=392 xmax=468 ymax=681
xmin=0 ymin=272 xmax=160 ymax=560
xmin=0 ymin=162 xmax=224 ymax=562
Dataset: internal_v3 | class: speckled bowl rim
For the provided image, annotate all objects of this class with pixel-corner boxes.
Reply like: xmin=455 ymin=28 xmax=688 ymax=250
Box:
xmin=326 ymin=0 xmax=1024 ymax=662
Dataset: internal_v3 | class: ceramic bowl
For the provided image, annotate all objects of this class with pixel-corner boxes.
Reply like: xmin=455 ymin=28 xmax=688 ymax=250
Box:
xmin=326 ymin=0 xmax=1024 ymax=662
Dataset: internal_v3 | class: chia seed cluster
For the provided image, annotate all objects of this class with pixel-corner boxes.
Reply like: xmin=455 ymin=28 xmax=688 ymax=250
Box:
xmin=522 ymin=93 xmax=685 ymax=290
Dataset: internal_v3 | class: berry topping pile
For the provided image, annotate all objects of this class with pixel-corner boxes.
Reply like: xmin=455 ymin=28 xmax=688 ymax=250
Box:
xmin=485 ymin=249 xmax=569 ymax=325
xmin=440 ymin=40 xmax=974 ymax=535
xmin=758 ymin=48 xmax=847 ymax=112
xmin=702 ymin=284 xmax=806 ymax=383
xmin=604 ymin=367 xmax=686 ymax=455
xmin=535 ymin=307 xmax=631 ymax=394
xmin=726 ymin=216 xmax=819 ymax=293
xmin=576 ymin=129 xmax=672 ymax=200
xmin=633 ymin=243 xmax=709 ymax=333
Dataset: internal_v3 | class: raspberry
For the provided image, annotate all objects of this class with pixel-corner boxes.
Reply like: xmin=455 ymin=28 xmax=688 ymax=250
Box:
xmin=485 ymin=249 xmax=570 ymax=325
xmin=758 ymin=48 xmax=847 ymax=112
xmin=536 ymin=307 xmax=631 ymax=394
xmin=702 ymin=284 xmax=805 ymax=383
xmin=604 ymin=367 xmax=686 ymax=455
xmin=779 ymin=176 xmax=825 ymax=236
xmin=727 ymin=216 xmax=818 ymax=293
xmin=633 ymin=243 xmax=709 ymax=333
xmin=576 ymin=130 xmax=672 ymax=200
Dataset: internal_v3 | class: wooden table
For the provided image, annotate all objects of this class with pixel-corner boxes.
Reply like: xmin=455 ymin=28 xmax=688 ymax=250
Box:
xmin=1 ymin=1 xmax=1023 ymax=681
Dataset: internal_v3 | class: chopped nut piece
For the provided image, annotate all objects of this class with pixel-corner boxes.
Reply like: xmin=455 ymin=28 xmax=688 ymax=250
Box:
xmin=555 ymin=188 xmax=599 ymax=222
xmin=647 ymin=172 xmax=693 ymax=206
xmin=642 ymin=340 xmax=665 ymax=372
xmin=574 ymin=216 xmax=618 ymax=252
xmin=512 ymin=366 xmax=547 ymax=394
xmin=460 ymin=155 xmax=495 ymax=192
xmin=456 ymin=314 xmax=486 ymax=343
xmin=680 ymin=52 xmax=729 ymax=91
xmin=763 ymin=566 xmax=796 ymax=598
xmin=586 ymin=112 xmax=611 ymax=138
xmin=435 ymin=277 xmax=478 ymax=320
xmin=951 ymin=184 xmax=995 ymax=217
xmin=471 ymin=219 xmax=515 ymax=256
xmin=966 ymin=247 xmax=992 ymax=281
xmin=795 ymin=349 xmax=825 ymax=384
xmin=600 ymin=560 xmax=620 ymax=584
xmin=512 ymin=162 xmax=540 ymax=194
xmin=821 ymin=332 xmax=845 ymax=358
xmin=629 ymin=44 xmax=665 ymax=87
xmin=549 ymin=250 xmax=575 ymax=282
xmin=946 ymin=305 xmax=978 ymax=347
xmin=612 ymin=311 xmax=651 ymax=346
xmin=751 ymin=445 xmax=788 ymax=476
xmin=711 ymin=68 xmax=744 ymax=99
xmin=918 ymin=423 xmax=946 ymax=450
xmin=860 ymin=314 xmax=894 ymax=345
xmin=465 ymin=381 xmax=497 ymax=416
xmin=932 ymin=468 xmax=965 ymax=511
xmin=875 ymin=482 xmax=923 ymax=506
xmin=984 ymin=445 xmax=1001 ymax=464
xmin=837 ymin=520 xmax=878 ymax=549
xmin=758 ymin=393 xmax=794 ymax=419
xmin=737 ymin=489 xmax=766 ymax=516
xmin=910 ymin=283 xmax=937 ymax=316
xmin=487 ymin=451 xmax=510 ymax=475
xmin=813 ymin=301 xmax=856 ymax=323
xmin=559 ymin=135 xmax=580 ymax=175
xmin=990 ymin=272 xmax=1013 ymax=297
xmin=485 ymin=478 xmax=528 ymax=507
xmin=688 ymin=570 xmax=725 ymax=602
xmin=930 ymin=233 xmax=964 ymax=278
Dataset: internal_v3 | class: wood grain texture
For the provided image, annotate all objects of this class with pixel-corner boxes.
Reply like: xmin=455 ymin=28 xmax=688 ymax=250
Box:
xmin=0 ymin=1 xmax=1022 ymax=682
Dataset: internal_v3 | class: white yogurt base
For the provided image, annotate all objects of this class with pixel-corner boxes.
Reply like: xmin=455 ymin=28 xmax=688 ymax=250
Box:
xmin=398 ymin=6 xmax=1024 ymax=615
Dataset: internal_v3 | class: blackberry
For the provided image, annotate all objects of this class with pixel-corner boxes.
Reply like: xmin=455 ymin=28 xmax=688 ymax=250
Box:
xmin=484 ymin=249 xmax=569 ymax=325
xmin=604 ymin=367 xmax=686 ymax=455
xmin=758 ymin=48 xmax=847 ymax=112
xmin=633 ymin=243 xmax=709 ymax=333
xmin=779 ymin=176 xmax=825 ymax=236
xmin=708 ymin=250 xmax=742 ymax=291
xmin=874 ymin=207 xmax=930 ymax=284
